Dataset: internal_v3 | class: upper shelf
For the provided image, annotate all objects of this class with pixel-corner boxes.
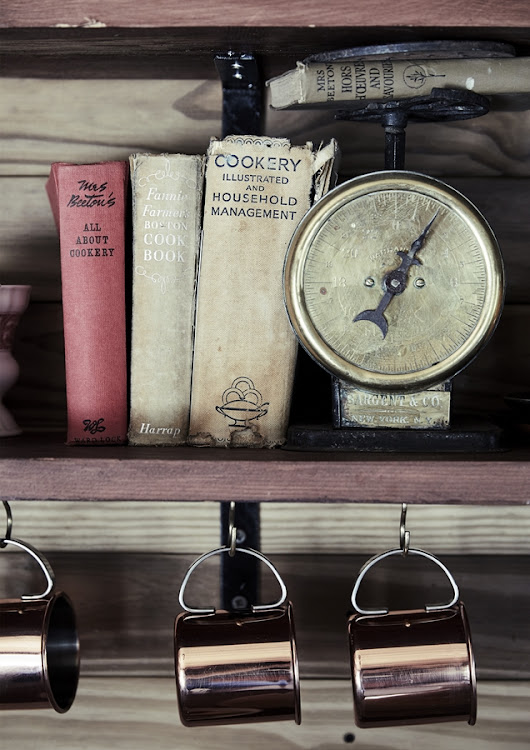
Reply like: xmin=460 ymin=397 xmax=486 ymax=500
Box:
xmin=1 ymin=2 xmax=530 ymax=67
xmin=2 ymin=3 xmax=529 ymax=79
xmin=1 ymin=434 xmax=529 ymax=504
xmin=2 ymin=0 xmax=529 ymax=29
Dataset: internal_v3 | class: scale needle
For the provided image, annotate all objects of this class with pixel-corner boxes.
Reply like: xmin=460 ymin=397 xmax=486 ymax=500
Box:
xmin=353 ymin=212 xmax=439 ymax=338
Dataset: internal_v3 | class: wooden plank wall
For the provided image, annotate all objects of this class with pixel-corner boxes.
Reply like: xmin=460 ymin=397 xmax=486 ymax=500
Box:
xmin=1 ymin=59 xmax=530 ymax=747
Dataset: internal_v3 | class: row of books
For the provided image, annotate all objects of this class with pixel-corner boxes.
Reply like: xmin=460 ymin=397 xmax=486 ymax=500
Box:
xmin=46 ymin=135 xmax=338 ymax=447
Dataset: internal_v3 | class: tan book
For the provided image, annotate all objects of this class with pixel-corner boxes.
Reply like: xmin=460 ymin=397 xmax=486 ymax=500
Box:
xmin=188 ymin=135 xmax=338 ymax=448
xmin=128 ymin=153 xmax=204 ymax=445
xmin=267 ymin=57 xmax=530 ymax=109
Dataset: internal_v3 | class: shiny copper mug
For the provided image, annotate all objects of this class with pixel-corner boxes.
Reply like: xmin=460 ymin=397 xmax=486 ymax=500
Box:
xmin=348 ymin=547 xmax=477 ymax=728
xmin=0 ymin=510 xmax=80 ymax=713
xmin=175 ymin=546 xmax=301 ymax=727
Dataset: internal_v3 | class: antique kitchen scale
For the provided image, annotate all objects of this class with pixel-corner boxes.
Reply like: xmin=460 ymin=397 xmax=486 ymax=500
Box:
xmin=282 ymin=41 xmax=507 ymax=451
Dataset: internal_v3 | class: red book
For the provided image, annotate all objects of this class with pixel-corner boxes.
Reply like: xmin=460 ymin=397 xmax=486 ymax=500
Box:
xmin=46 ymin=161 xmax=128 ymax=445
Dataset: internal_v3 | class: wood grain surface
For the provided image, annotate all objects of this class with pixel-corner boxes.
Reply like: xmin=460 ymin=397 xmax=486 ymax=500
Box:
xmin=1 ymin=435 xmax=530 ymax=503
xmin=2 ymin=77 xmax=530 ymax=180
xmin=2 ymin=0 xmax=530 ymax=29
xmin=0 ymin=678 xmax=528 ymax=750
xmin=2 ymin=36 xmax=530 ymax=82
xmin=0 ymin=79 xmax=221 ymax=178
xmin=5 ymin=499 xmax=530 ymax=554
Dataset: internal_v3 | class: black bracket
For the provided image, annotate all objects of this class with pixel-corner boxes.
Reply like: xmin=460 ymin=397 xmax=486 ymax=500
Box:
xmin=214 ymin=52 xmax=263 ymax=137
xmin=215 ymin=52 xmax=263 ymax=611
xmin=220 ymin=502 xmax=261 ymax=610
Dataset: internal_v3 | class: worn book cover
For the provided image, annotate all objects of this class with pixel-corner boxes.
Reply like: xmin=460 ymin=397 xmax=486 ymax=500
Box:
xmin=267 ymin=56 xmax=530 ymax=109
xmin=128 ymin=153 xmax=204 ymax=445
xmin=46 ymin=161 xmax=128 ymax=444
xmin=188 ymin=135 xmax=338 ymax=448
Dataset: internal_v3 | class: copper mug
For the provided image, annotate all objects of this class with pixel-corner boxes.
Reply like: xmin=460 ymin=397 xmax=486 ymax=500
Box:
xmin=175 ymin=546 xmax=301 ymax=727
xmin=348 ymin=547 xmax=477 ymax=728
xmin=0 ymin=525 xmax=80 ymax=713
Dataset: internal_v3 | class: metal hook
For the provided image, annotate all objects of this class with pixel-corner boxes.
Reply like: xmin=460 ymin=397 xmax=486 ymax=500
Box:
xmin=1 ymin=500 xmax=56 ymax=600
xmin=227 ymin=501 xmax=237 ymax=557
xmin=400 ymin=503 xmax=410 ymax=556
xmin=351 ymin=547 xmax=460 ymax=615
xmin=1 ymin=538 xmax=55 ymax=600
xmin=1 ymin=501 xmax=13 ymax=549
xmin=179 ymin=546 xmax=288 ymax=615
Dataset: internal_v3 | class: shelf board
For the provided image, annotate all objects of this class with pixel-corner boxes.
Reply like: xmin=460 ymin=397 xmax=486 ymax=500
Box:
xmin=1 ymin=433 xmax=529 ymax=503
xmin=1 ymin=10 xmax=530 ymax=79
xmin=2 ymin=5 xmax=529 ymax=80
xmin=2 ymin=0 xmax=530 ymax=29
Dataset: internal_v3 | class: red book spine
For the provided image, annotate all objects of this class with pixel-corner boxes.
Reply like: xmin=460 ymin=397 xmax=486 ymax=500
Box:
xmin=46 ymin=161 xmax=128 ymax=445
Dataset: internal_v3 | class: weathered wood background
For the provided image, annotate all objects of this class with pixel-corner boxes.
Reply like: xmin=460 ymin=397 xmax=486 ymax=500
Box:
xmin=1 ymin=5 xmax=530 ymax=748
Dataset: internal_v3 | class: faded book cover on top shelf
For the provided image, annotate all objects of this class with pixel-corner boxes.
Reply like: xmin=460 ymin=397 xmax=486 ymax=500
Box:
xmin=267 ymin=56 xmax=530 ymax=109
xmin=46 ymin=160 xmax=129 ymax=445
xmin=188 ymin=135 xmax=339 ymax=448
xmin=128 ymin=153 xmax=205 ymax=446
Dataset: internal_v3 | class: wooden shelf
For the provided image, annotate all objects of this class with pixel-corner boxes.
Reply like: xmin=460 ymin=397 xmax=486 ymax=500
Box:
xmin=1 ymin=433 xmax=529 ymax=503
xmin=1 ymin=3 xmax=529 ymax=80
xmin=2 ymin=0 xmax=529 ymax=29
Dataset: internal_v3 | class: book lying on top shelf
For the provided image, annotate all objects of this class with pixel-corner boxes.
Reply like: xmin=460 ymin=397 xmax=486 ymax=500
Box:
xmin=188 ymin=134 xmax=339 ymax=448
xmin=46 ymin=160 xmax=129 ymax=445
xmin=128 ymin=153 xmax=205 ymax=446
xmin=266 ymin=56 xmax=530 ymax=109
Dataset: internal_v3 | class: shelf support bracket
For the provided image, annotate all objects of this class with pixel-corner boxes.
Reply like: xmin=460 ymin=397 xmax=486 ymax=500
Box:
xmin=214 ymin=51 xmax=263 ymax=611
xmin=214 ymin=51 xmax=263 ymax=137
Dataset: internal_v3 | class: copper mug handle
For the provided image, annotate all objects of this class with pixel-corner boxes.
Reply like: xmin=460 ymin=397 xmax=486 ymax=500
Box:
xmin=1 ymin=501 xmax=55 ymax=600
xmin=178 ymin=545 xmax=288 ymax=614
xmin=175 ymin=546 xmax=301 ymax=727
xmin=351 ymin=546 xmax=460 ymax=615
xmin=1 ymin=537 xmax=55 ymax=600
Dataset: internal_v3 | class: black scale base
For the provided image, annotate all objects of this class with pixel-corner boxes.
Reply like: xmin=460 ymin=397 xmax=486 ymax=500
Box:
xmin=285 ymin=416 xmax=505 ymax=452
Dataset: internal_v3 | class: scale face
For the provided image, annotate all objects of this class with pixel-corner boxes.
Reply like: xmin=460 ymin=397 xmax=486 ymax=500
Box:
xmin=284 ymin=170 xmax=504 ymax=432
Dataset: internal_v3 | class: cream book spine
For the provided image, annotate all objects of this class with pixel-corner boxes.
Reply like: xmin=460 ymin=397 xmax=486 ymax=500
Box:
xmin=267 ymin=57 xmax=530 ymax=109
xmin=188 ymin=135 xmax=338 ymax=448
xmin=128 ymin=153 xmax=204 ymax=446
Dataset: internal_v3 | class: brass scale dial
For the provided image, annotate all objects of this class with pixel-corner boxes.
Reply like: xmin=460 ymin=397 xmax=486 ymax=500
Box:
xmin=283 ymin=44 xmax=506 ymax=445
xmin=285 ymin=171 xmax=503 ymax=394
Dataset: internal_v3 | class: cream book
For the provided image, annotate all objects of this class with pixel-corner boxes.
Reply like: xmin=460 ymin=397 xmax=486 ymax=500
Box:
xmin=188 ymin=135 xmax=338 ymax=448
xmin=267 ymin=57 xmax=530 ymax=109
xmin=128 ymin=153 xmax=204 ymax=445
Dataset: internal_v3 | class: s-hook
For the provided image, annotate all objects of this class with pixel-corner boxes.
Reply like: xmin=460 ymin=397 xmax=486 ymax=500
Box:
xmin=1 ymin=500 xmax=55 ymax=600
xmin=1 ymin=500 xmax=13 ymax=548
xmin=400 ymin=503 xmax=410 ymax=556
xmin=227 ymin=501 xmax=237 ymax=557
